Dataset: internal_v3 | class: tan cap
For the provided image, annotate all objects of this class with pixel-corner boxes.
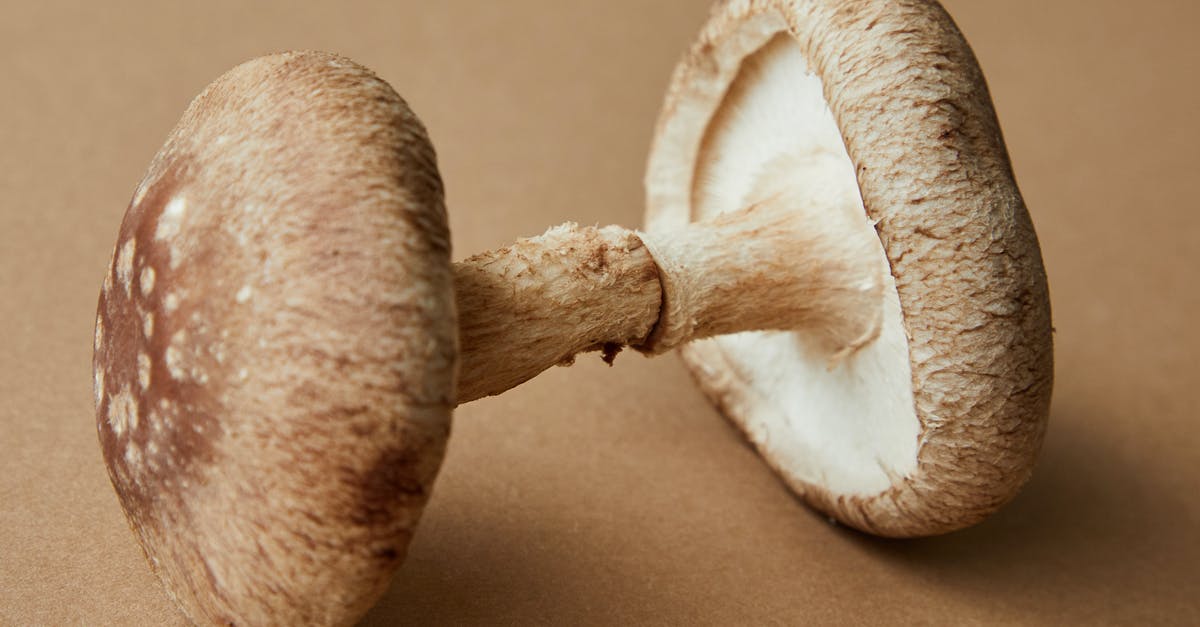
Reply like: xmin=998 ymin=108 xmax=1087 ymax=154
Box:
xmin=92 ymin=51 xmax=456 ymax=624
xmin=645 ymin=0 xmax=1053 ymax=537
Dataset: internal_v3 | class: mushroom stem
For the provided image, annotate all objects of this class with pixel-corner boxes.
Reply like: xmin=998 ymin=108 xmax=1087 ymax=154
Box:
xmin=453 ymin=224 xmax=661 ymax=404
xmin=453 ymin=188 xmax=884 ymax=403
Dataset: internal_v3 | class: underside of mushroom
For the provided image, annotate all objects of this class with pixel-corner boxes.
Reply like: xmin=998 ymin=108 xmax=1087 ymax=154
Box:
xmin=644 ymin=0 xmax=1053 ymax=537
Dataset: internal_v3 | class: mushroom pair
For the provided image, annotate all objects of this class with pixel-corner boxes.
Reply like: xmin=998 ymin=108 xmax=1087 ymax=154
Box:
xmin=93 ymin=1 xmax=1052 ymax=625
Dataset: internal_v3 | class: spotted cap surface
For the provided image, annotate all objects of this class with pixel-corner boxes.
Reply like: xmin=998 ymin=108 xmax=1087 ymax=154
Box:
xmin=93 ymin=52 xmax=456 ymax=625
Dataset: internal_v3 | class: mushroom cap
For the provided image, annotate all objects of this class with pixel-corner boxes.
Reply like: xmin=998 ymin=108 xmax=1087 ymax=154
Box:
xmin=645 ymin=0 xmax=1053 ymax=537
xmin=92 ymin=52 xmax=456 ymax=624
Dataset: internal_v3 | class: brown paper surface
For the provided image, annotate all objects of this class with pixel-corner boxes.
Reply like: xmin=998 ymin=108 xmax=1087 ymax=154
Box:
xmin=2 ymin=1 xmax=1197 ymax=624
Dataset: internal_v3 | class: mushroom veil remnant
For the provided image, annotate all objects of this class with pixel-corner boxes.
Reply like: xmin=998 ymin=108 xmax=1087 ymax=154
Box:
xmin=94 ymin=2 xmax=1051 ymax=625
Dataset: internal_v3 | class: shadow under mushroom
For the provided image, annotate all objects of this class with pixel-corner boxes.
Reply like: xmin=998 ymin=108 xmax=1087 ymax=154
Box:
xmin=843 ymin=400 xmax=1192 ymax=620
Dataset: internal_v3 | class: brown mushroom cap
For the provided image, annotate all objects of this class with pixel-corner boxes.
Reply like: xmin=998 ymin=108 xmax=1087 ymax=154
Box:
xmin=645 ymin=0 xmax=1053 ymax=536
xmin=92 ymin=52 xmax=456 ymax=624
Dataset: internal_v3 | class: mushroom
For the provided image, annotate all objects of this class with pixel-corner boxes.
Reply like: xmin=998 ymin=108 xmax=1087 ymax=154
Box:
xmin=93 ymin=2 xmax=1051 ymax=624
xmin=94 ymin=52 xmax=456 ymax=626
xmin=643 ymin=0 xmax=1053 ymax=537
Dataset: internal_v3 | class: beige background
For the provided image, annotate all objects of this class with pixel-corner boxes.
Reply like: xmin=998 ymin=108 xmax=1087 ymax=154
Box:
xmin=2 ymin=0 xmax=1198 ymax=624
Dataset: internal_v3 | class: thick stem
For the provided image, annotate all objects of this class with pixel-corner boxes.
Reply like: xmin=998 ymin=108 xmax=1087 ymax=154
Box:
xmin=453 ymin=225 xmax=661 ymax=404
xmin=637 ymin=191 xmax=884 ymax=357
xmin=453 ymin=191 xmax=883 ymax=404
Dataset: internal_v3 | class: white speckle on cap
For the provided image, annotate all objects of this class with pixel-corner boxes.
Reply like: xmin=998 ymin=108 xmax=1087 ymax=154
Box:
xmin=138 ymin=352 xmax=152 ymax=390
xmin=215 ymin=134 xmax=229 ymax=145
xmin=94 ymin=368 xmax=106 ymax=407
xmin=124 ymin=444 xmax=143 ymax=471
xmin=94 ymin=315 xmax=104 ymax=351
xmin=164 ymin=292 xmax=181 ymax=313
xmin=156 ymin=196 xmax=187 ymax=241
xmin=116 ymin=239 xmax=136 ymax=297
xmin=108 ymin=386 xmax=138 ymax=436
xmin=166 ymin=345 xmax=185 ymax=380
xmin=142 ymin=312 xmax=154 ymax=339
xmin=102 ymin=247 xmax=117 ymax=295
xmin=140 ymin=266 xmax=156 ymax=297
xmin=238 ymin=368 xmax=249 ymax=381
xmin=235 ymin=285 xmax=253 ymax=303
